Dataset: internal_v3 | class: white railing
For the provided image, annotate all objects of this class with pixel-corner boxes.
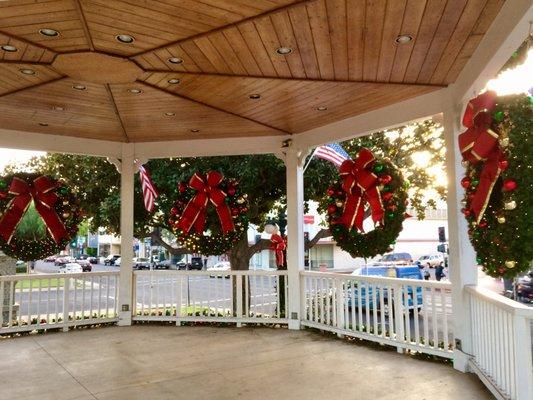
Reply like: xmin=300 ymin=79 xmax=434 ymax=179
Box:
xmin=466 ymin=285 xmax=533 ymax=400
xmin=300 ymin=271 xmax=453 ymax=357
xmin=133 ymin=269 xmax=289 ymax=325
xmin=0 ymin=271 xmax=119 ymax=334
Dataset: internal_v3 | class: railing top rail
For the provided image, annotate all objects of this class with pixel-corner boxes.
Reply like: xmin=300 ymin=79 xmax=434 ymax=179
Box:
xmin=133 ymin=269 xmax=288 ymax=276
xmin=0 ymin=271 xmax=120 ymax=281
xmin=300 ymin=270 xmax=452 ymax=289
xmin=465 ymin=285 xmax=533 ymax=318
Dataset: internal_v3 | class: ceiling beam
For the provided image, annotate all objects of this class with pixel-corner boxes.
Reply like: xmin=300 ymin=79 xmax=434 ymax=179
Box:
xmin=0 ymin=29 xmax=57 ymax=55
xmin=450 ymin=0 xmax=532 ymax=105
xmin=105 ymin=84 xmax=130 ymax=142
xmin=291 ymin=88 xmax=449 ymax=150
xmin=129 ymin=0 xmax=316 ymax=59
xmin=0 ymin=76 xmax=66 ymax=99
xmin=140 ymin=70 xmax=447 ymax=88
xmin=74 ymin=0 xmax=95 ymax=51
xmin=137 ymin=80 xmax=289 ymax=135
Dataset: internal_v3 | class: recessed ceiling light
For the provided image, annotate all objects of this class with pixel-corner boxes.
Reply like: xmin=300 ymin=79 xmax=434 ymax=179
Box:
xmin=395 ymin=34 xmax=413 ymax=44
xmin=190 ymin=129 xmax=200 ymax=133
xmin=19 ymin=68 xmax=35 ymax=75
xmin=276 ymin=46 xmax=292 ymax=55
xmin=167 ymin=78 xmax=180 ymax=84
xmin=168 ymin=57 xmax=183 ymax=64
xmin=249 ymin=94 xmax=261 ymax=100
xmin=72 ymin=84 xmax=86 ymax=90
xmin=316 ymin=106 xmax=328 ymax=111
xmin=1 ymin=44 xmax=17 ymax=52
xmin=128 ymin=88 xmax=142 ymax=94
xmin=39 ymin=122 xmax=48 ymax=126
xmin=116 ymin=34 xmax=134 ymax=44
xmin=52 ymin=105 xmax=65 ymax=111
xmin=164 ymin=112 xmax=175 ymax=117
xmin=39 ymin=28 xmax=59 ymax=37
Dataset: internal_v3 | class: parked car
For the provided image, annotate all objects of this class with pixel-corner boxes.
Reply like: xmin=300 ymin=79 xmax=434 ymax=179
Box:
xmin=416 ymin=254 xmax=445 ymax=268
xmin=75 ymin=258 xmax=92 ymax=272
xmin=380 ymin=252 xmax=413 ymax=265
xmin=59 ymin=263 xmax=83 ymax=273
xmin=133 ymin=257 xmax=151 ymax=269
xmin=516 ymin=271 xmax=533 ymax=303
xmin=348 ymin=265 xmax=424 ymax=311
xmin=189 ymin=257 xmax=203 ymax=270
xmin=155 ymin=259 xmax=173 ymax=269
xmin=104 ymin=255 xmax=121 ymax=266
xmin=45 ymin=255 xmax=58 ymax=263
xmin=114 ymin=257 xmax=121 ymax=267
xmin=209 ymin=262 xmax=231 ymax=278
xmin=176 ymin=261 xmax=189 ymax=270
xmin=88 ymin=257 xmax=98 ymax=264
xmin=55 ymin=256 xmax=75 ymax=266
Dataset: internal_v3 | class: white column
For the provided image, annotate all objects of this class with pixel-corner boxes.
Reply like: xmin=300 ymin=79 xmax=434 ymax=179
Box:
xmin=443 ymin=104 xmax=478 ymax=372
xmin=285 ymin=149 xmax=305 ymax=330
xmin=118 ymin=143 xmax=135 ymax=326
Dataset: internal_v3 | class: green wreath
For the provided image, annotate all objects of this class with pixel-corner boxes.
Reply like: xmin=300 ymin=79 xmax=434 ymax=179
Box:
xmin=0 ymin=173 xmax=82 ymax=261
xmin=168 ymin=171 xmax=249 ymax=256
xmin=460 ymin=93 xmax=532 ymax=278
xmin=325 ymin=151 xmax=408 ymax=258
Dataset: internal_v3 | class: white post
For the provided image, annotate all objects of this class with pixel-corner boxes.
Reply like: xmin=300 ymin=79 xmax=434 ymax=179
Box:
xmin=118 ymin=143 xmax=135 ymax=326
xmin=443 ymin=104 xmax=478 ymax=372
xmin=285 ymin=149 xmax=305 ymax=330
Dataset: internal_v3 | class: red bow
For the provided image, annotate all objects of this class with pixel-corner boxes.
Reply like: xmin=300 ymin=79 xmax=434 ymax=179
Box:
xmin=338 ymin=149 xmax=384 ymax=231
xmin=0 ymin=176 xmax=68 ymax=244
xmin=178 ymin=171 xmax=235 ymax=235
xmin=270 ymin=234 xmax=286 ymax=267
xmin=458 ymin=91 xmax=505 ymax=223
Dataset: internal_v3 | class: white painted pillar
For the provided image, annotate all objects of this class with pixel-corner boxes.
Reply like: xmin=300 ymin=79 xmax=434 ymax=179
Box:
xmin=118 ymin=143 xmax=135 ymax=326
xmin=285 ymin=149 xmax=305 ymax=330
xmin=443 ymin=104 xmax=478 ymax=372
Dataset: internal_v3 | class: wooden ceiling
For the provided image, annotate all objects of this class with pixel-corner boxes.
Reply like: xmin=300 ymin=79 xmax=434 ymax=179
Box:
xmin=0 ymin=0 xmax=504 ymax=142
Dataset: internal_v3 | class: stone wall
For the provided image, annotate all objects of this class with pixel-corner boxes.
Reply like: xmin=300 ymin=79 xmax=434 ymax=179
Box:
xmin=0 ymin=254 xmax=16 ymax=325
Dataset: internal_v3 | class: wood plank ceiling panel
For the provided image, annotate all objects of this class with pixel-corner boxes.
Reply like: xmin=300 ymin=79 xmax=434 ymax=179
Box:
xmin=136 ymin=0 xmax=504 ymax=86
xmin=111 ymin=83 xmax=284 ymax=142
xmin=140 ymin=72 xmax=440 ymax=133
xmin=0 ymin=32 xmax=56 ymax=62
xmin=0 ymin=0 xmax=89 ymax=52
xmin=0 ymin=79 xmax=124 ymax=140
xmin=0 ymin=64 xmax=62 ymax=95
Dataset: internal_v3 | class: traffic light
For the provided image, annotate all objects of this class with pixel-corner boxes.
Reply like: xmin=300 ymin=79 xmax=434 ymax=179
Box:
xmin=438 ymin=226 xmax=446 ymax=242
xmin=437 ymin=244 xmax=446 ymax=253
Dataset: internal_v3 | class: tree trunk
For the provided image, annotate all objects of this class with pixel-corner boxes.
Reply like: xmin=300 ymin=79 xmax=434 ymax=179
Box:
xmin=228 ymin=234 xmax=251 ymax=270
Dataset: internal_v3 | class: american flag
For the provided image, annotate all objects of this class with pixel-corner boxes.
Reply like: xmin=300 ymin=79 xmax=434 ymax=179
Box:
xmin=137 ymin=163 xmax=159 ymax=212
xmin=313 ymin=143 xmax=351 ymax=167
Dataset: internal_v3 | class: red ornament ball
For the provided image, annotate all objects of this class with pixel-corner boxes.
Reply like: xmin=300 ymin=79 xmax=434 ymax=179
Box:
xmin=0 ymin=191 xmax=6 ymax=199
xmin=382 ymin=192 xmax=393 ymax=202
xmin=326 ymin=187 xmax=335 ymax=196
xmin=227 ymin=187 xmax=236 ymax=196
xmin=478 ymin=220 xmax=488 ymax=228
xmin=231 ymin=208 xmax=239 ymax=216
xmin=327 ymin=204 xmax=337 ymax=214
xmin=178 ymin=183 xmax=187 ymax=193
xmin=502 ymin=179 xmax=517 ymax=191
xmin=379 ymin=175 xmax=392 ymax=185
xmin=461 ymin=208 xmax=472 ymax=217
xmin=461 ymin=177 xmax=471 ymax=189
xmin=498 ymin=159 xmax=509 ymax=170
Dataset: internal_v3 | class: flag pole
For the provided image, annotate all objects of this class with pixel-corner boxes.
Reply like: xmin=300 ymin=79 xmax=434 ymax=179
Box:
xmin=303 ymin=147 xmax=317 ymax=173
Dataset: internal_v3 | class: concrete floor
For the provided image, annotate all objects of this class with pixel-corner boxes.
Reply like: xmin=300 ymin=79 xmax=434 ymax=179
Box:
xmin=0 ymin=325 xmax=493 ymax=400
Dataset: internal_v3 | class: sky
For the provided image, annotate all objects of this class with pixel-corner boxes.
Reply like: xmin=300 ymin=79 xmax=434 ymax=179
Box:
xmin=0 ymin=148 xmax=45 ymax=173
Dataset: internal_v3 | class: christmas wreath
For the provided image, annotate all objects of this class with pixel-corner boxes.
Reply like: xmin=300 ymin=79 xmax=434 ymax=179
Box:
xmin=168 ymin=171 xmax=249 ymax=256
xmin=459 ymin=92 xmax=532 ymax=278
xmin=326 ymin=148 xmax=408 ymax=258
xmin=0 ymin=173 xmax=82 ymax=261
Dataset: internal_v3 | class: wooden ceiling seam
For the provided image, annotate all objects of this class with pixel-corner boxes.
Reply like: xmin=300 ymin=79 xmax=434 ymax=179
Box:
xmin=139 ymin=69 xmax=448 ymax=87
xmin=73 ymin=0 xmax=95 ymax=51
xmin=137 ymin=79 xmax=289 ymax=135
xmin=0 ymin=75 xmax=66 ymax=99
xmin=129 ymin=0 xmax=316 ymax=59
xmin=105 ymin=83 xmax=130 ymax=142
xmin=0 ymin=59 xmax=52 ymax=65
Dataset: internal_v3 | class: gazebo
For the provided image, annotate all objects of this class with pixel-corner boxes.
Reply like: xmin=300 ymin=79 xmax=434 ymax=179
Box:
xmin=0 ymin=1 xmax=532 ymax=399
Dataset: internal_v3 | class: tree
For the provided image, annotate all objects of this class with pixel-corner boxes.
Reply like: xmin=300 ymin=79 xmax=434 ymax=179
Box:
xmin=19 ymin=119 xmax=445 ymax=269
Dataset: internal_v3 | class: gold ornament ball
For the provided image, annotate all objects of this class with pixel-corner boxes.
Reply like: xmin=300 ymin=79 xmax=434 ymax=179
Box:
xmin=505 ymin=260 xmax=516 ymax=269
xmin=499 ymin=137 xmax=509 ymax=147
xmin=335 ymin=200 xmax=344 ymax=208
xmin=236 ymin=197 xmax=245 ymax=204
xmin=461 ymin=160 xmax=469 ymax=168
xmin=62 ymin=200 xmax=69 ymax=206
xmin=243 ymin=194 xmax=248 ymax=199
xmin=497 ymin=216 xmax=506 ymax=224
xmin=504 ymin=200 xmax=516 ymax=210
xmin=62 ymin=212 xmax=70 ymax=218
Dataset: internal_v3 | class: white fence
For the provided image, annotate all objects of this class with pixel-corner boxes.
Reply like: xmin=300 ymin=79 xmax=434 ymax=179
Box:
xmin=0 ymin=271 xmax=119 ymax=334
xmin=466 ymin=285 xmax=533 ymax=400
xmin=300 ymin=271 xmax=454 ymax=358
xmin=133 ymin=269 xmax=289 ymax=325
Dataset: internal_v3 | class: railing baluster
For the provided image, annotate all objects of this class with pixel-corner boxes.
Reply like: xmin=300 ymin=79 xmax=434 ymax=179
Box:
xmin=440 ymin=287 xmax=448 ymax=352
xmin=412 ymin=285 xmax=420 ymax=346
xmin=372 ymin=282 xmax=378 ymax=336
xmin=430 ymin=287 xmax=438 ymax=349
xmin=0 ymin=280 xmax=4 ymax=328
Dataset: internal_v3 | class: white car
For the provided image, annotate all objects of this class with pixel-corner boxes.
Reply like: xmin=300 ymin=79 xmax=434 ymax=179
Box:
xmin=208 ymin=262 xmax=231 ymax=278
xmin=59 ymin=263 xmax=83 ymax=274
xmin=417 ymin=254 xmax=445 ymax=268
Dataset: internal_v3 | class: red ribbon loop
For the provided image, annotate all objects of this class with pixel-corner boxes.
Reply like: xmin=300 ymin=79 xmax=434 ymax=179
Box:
xmin=458 ymin=91 xmax=504 ymax=223
xmin=270 ymin=234 xmax=286 ymax=267
xmin=178 ymin=171 xmax=235 ymax=235
xmin=0 ymin=176 xmax=68 ymax=244
xmin=338 ymin=148 xmax=384 ymax=231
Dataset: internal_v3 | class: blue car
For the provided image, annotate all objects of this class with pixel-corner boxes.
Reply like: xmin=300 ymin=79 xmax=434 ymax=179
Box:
xmin=347 ymin=265 xmax=424 ymax=311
